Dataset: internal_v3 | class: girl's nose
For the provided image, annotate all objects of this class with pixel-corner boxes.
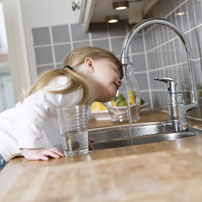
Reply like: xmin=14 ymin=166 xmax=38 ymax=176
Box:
xmin=117 ymin=79 xmax=123 ymax=88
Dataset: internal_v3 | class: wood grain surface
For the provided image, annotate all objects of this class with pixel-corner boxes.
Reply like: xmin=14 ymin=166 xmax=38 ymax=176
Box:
xmin=1 ymin=110 xmax=202 ymax=202
xmin=2 ymin=148 xmax=202 ymax=202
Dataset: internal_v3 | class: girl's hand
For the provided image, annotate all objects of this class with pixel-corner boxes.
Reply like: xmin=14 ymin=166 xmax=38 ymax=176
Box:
xmin=21 ymin=147 xmax=64 ymax=161
xmin=88 ymin=136 xmax=96 ymax=150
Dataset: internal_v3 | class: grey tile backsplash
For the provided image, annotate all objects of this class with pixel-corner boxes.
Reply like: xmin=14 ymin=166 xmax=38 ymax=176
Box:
xmin=32 ymin=27 xmax=51 ymax=46
xmin=71 ymin=24 xmax=90 ymax=41
xmin=51 ymin=25 xmax=70 ymax=43
xmin=147 ymin=0 xmax=202 ymax=121
xmin=32 ymin=0 xmax=202 ymax=121
xmin=54 ymin=44 xmax=71 ymax=63
xmin=91 ymin=39 xmax=110 ymax=51
xmin=89 ymin=22 xmax=108 ymax=39
xmin=34 ymin=46 xmax=53 ymax=65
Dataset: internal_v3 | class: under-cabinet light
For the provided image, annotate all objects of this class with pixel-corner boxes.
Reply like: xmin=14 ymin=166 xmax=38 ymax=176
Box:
xmin=175 ymin=12 xmax=185 ymax=16
xmin=112 ymin=1 xmax=129 ymax=10
xmin=106 ymin=15 xmax=120 ymax=23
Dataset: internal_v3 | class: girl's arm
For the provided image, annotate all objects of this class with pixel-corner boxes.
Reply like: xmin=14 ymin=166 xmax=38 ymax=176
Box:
xmin=21 ymin=147 xmax=64 ymax=161
xmin=18 ymin=91 xmax=63 ymax=149
xmin=22 ymin=136 xmax=96 ymax=161
xmin=18 ymin=82 xmax=82 ymax=149
xmin=22 ymin=137 xmax=96 ymax=161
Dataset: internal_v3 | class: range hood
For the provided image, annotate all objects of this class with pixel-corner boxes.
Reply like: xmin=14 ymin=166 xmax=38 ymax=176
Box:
xmin=79 ymin=0 xmax=160 ymax=32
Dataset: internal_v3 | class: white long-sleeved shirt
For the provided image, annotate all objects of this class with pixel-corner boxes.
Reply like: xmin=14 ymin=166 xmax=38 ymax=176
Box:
xmin=0 ymin=76 xmax=86 ymax=161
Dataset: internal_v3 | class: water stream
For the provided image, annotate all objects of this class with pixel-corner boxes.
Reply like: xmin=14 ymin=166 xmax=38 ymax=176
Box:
xmin=123 ymin=66 xmax=133 ymax=145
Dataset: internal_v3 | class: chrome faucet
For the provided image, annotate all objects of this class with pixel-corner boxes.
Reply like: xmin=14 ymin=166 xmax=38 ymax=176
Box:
xmin=120 ymin=18 xmax=198 ymax=131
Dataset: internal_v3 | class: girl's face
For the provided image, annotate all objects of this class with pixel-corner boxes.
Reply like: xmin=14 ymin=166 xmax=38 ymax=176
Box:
xmin=92 ymin=58 xmax=122 ymax=102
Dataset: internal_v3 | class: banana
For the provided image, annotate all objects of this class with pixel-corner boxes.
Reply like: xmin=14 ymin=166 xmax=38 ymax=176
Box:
xmin=91 ymin=102 xmax=107 ymax=111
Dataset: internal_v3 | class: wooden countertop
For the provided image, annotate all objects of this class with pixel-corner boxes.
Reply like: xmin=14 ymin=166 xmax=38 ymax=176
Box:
xmin=1 ymin=110 xmax=202 ymax=202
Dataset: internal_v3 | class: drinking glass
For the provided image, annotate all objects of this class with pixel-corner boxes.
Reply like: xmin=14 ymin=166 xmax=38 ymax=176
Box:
xmin=57 ymin=105 xmax=88 ymax=156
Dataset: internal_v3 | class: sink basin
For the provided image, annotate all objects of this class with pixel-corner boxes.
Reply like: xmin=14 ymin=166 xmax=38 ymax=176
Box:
xmin=89 ymin=123 xmax=197 ymax=150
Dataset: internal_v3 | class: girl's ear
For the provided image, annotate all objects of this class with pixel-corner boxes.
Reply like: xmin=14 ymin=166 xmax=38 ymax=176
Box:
xmin=84 ymin=57 xmax=95 ymax=73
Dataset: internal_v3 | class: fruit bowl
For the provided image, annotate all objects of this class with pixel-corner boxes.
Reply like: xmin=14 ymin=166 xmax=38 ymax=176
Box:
xmin=91 ymin=110 xmax=111 ymax=120
xmin=104 ymin=102 xmax=148 ymax=123
xmin=106 ymin=103 xmax=148 ymax=113
xmin=90 ymin=89 xmax=148 ymax=122
xmin=90 ymin=102 xmax=148 ymax=121
xmin=91 ymin=102 xmax=110 ymax=120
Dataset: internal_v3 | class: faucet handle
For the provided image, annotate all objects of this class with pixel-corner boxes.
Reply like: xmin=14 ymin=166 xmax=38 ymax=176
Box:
xmin=154 ymin=77 xmax=184 ymax=93
xmin=154 ymin=77 xmax=176 ymax=93
xmin=153 ymin=76 xmax=176 ymax=83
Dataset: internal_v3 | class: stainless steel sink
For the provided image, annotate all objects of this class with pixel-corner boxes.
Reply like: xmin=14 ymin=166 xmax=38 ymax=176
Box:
xmin=89 ymin=123 xmax=198 ymax=150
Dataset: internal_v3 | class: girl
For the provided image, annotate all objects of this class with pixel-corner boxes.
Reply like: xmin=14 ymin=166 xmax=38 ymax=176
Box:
xmin=0 ymin=46 xmax=123 ymax=171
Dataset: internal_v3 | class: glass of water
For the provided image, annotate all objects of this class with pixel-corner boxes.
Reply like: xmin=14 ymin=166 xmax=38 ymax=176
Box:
xmin=57 ymin=105 xmax=88 ymax=156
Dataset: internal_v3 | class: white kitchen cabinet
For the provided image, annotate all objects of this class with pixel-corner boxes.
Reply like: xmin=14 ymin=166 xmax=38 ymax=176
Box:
xmin=20 ymin=0 xmax=83 ymax=27
xmin=79 ymin=0 xmax=96 ymax=32
xmin=83 ymin=0 xmax=160 ymax=31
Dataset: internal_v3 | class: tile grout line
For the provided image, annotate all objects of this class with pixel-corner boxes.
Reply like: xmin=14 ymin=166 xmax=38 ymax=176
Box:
xmin=106 ymin=22 xmax=112 ymax=52
xmin=89 ymin=31 xmax=93 ymax=46
xmin=143 ymin=0 xmax=188 ymax=35
xmin=68 ymin=24 xmax=74 ymax=50
xmin=142 ymin=29 xmax=153 ymax=109
xmin=49 ymin=26 xmax=56 ymax=69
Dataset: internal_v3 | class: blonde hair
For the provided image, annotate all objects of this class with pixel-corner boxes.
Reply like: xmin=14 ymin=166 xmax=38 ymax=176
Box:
xmin=21 ymin=46 xmax=123 ymax=105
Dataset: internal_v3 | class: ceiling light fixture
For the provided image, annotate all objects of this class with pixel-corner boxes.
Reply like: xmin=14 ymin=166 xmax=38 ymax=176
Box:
xmin=106 ymin=15 xmax=120 ymax=23
xmin=112 ymin=1 xmax=129 ymax=10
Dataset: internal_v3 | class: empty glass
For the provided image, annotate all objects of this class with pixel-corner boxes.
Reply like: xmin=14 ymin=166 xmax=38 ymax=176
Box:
xmin=57 ymin=105 xmax=88 ymax=156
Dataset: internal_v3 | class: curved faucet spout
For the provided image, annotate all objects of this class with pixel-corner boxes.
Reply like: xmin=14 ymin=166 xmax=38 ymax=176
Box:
xmin=121 ymin=18 xmax=198 ymax=115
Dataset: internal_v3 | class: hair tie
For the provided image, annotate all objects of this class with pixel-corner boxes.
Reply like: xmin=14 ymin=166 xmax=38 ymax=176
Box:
xmin=63 ymin=65 xmax=73 ymax=71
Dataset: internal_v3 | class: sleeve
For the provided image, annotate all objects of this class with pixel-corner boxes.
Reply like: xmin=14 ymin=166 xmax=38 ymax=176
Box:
xmin=18 ymin=90 xmax=63 ymax=149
